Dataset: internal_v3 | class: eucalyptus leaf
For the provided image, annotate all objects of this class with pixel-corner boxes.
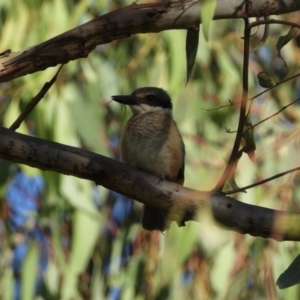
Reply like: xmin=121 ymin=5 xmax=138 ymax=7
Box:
xmin=2 ymin=270 xmax=14 ymax=300
xmin=277 ymin=254 xmax=300 ymax=289
xmin=186 ymin=28 xmax=200 ymax=84
xmin=243 ymin=116 xmax=256 ymax=164
xmin=257 ymin=71 xmax=276 ymax=88
xmin=61 ymin=210 xmax=101 ymax=299
xmin=276 ymin=27 xmax=298 ymax=59
xmin=199 ymin=0 xmax=216 ymax=41
xmin=21 ymin=242 xmax=39 ymax=300
xmin=252 ymin=17 xmax=270 ymax=51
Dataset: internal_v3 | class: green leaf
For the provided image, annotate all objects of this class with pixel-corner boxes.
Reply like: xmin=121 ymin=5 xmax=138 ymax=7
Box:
xmin=277 ymin=254 xmax=300 ymax=289
xmin=60 ymin=210 xmax=101 ymax=300
xmin=199 ymin=0 xmax=216 ymax=41
xmin=276 ymin=27 xmax=298 ymax=59
xmin=186 ymin=28 xmax=200 ymax=84
xmin=257 ymin=71 xmax=276 ymax=88
xmin=60 ymin=176 xmax=99 ymax=215
xmin=21 ymin=241 xmax=39 ymax=300
xmin=2 ymin=269 xmax=14 ymax=300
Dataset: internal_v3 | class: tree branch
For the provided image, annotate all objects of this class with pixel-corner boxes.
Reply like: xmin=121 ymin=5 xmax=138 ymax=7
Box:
xmin=0 ymin=0 xmax=299 ymax=83
xmin=9 ymin=65 xmax=64 ymax=131
xmin=215 ymin=13 xmax=251 ymax=191
xmin=0 ymin=126 xmax=299 ymax=241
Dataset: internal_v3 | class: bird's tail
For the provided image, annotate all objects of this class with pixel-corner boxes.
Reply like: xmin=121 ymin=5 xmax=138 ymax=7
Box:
xmin=141 ymin=205 xmax=170 ymax=231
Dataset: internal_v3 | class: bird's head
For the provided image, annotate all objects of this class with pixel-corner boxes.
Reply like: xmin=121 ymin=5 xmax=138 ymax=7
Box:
xmin=112 ymin=87 xmax=172 ymax=115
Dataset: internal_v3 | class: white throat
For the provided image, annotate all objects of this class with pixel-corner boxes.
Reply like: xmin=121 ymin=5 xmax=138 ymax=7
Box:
xmin=130 ymin=104 xmax=173 ymax=117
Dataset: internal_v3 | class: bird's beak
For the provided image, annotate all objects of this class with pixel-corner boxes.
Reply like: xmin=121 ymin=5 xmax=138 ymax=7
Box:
xmin=111 ymin=95 xmax=138 ymax=105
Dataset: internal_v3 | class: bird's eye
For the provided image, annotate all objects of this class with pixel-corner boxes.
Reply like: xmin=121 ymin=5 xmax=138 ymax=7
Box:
xmin=147 ymin=94 xmax=154 ymax=101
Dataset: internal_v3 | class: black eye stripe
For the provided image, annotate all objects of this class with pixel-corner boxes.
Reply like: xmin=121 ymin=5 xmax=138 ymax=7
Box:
xmin=132 ymin=87 xmax=172 ymax=109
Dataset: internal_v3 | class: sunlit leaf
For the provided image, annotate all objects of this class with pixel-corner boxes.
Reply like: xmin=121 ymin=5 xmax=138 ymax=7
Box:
xmin=186 ymin=28 xmax=200 ymax=84
xmin=61 ymin=210 xmax=101 ymax=299
xmin=164 ymin=31 xmax=186 ymax=93
xmin=199 ymin=0 xmax=216 ymax=41
xmin=60 ymin=176 xmax=99 ymax=214
xmin=277 ymin=254 xmax=300 ymax=289
xmin=2 ymin=269 xmax=14 ymax=300
xmin=21 ymin=241 xmax=39 ymax=300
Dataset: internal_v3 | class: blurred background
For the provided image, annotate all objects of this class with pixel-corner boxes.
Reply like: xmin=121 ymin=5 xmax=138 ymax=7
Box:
xmin=1 ymin=0 xmax=300 ymax=299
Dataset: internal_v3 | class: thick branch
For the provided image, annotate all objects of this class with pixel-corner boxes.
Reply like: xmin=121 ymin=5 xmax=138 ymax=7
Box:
xmin=0 ymin=0 xmax=299 ymax=82
xmin=0 ymin=126 xmax=299 ymax=241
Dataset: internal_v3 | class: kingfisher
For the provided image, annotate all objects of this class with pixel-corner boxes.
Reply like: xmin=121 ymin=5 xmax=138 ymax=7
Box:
xmin=112 ymin=87 xmax=185 ymax=231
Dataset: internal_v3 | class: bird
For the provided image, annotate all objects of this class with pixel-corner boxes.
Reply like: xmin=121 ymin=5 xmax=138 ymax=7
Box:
xmin=111 ymin=87 xmax=185 ymax=231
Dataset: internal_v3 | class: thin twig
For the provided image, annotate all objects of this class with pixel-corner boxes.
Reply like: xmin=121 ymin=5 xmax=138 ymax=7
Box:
xmin=214 ymin=13 xmax=251 ymax=191
xmin=201 ymin=101 xmax=234 ymax=111
xmin=249 ymin=19 xmax=300 ymax=30
xmin=243 ymin=97 xmax=300 ymax=134
xmin=226 ymin=96 xmax=300 ymax=134
xmin=251 ymin=73 xmax=300 ymax=100
xmin=224 ymin=166 xmax=300 ymax=195
xmin=9 ymin=64 xmax=64 ymax=131
xmin=202 ymin=72 xmax=300 ymax=112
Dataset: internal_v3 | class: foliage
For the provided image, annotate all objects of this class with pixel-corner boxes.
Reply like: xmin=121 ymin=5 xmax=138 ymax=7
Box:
xmin=1 ymin=0 xmax=300 ymax=299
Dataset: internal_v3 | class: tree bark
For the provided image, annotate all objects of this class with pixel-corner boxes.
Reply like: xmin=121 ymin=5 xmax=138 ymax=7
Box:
xmin=0 ymin=0 xmax=299 ymax=82
xmin=1 ymin=126 xmax=299 ymax=241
